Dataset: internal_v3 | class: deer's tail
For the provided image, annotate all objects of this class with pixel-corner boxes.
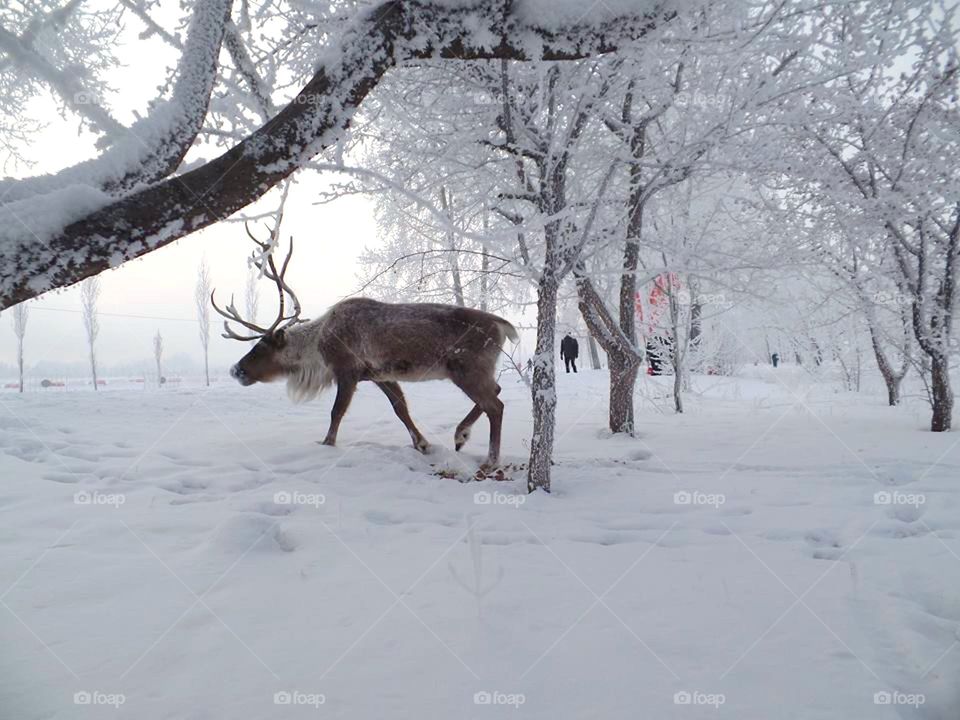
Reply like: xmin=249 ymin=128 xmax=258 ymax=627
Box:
xmin=496 ymin=319 xmax=519 ymax=344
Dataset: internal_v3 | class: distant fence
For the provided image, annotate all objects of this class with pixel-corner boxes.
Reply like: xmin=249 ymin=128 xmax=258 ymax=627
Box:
xmin=0 ymin=376 xmax=224 ymax=394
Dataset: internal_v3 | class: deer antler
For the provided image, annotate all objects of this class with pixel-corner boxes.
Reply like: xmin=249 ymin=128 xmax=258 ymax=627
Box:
xmin=244 ymin=219 xmax=303 ymax=332
xmin=211 ymin=216 xmax=303 ymax=342
xmin=210 ymin=291 xmax=270 ymax=341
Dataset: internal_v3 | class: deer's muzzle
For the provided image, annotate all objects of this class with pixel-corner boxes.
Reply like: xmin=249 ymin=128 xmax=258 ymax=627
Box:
xmin=230 ymin=364 xmax=255 ymax=386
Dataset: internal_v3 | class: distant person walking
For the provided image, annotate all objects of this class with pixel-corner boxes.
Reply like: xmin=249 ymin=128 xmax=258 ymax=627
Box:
xmin=771 ymin=352 xmax=780 ymax=368
xmin=560 ymin=334 xmax=579 ymax=373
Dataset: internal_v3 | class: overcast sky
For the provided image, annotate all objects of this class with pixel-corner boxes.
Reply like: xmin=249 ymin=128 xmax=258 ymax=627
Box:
xmin=0 ymin=10 xmax=381 ymax=375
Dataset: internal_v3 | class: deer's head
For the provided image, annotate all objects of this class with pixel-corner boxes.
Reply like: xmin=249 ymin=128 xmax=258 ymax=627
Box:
xmin=212 ymin=220 xmax=304 ymax=386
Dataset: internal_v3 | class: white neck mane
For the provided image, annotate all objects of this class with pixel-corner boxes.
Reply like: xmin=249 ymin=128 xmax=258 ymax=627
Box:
xmin=283 ymin=318 xmax=334 ymax=404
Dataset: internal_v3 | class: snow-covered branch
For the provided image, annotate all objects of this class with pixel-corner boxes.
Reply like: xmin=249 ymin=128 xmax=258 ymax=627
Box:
xmin=0 ymin=0 xmax=671 ymax=309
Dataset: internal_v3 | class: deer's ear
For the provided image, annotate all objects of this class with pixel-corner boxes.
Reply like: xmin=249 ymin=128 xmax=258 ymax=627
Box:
xmin=273 ymin=328 xmax=287 ymax=347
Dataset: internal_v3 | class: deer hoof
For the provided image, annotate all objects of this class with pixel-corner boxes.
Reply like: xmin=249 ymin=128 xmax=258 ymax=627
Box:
xmin=320 ymin=438 xmax=336 ymax=447
xmin=480 ymin=458 xmax=499 ymax=473
xmin=454 ymin=430 xmax=469 ymax=451
xmin=414 ymin=438 xmax=431 ymax=454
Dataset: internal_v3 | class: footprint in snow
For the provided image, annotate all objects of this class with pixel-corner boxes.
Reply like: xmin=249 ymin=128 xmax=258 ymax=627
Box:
xmin=207 ymin=514 xmax=298 ymax=554
xmin=805 ymin=529 xmax=843 ymax=560
xmin=888 ymin=501 xmax=926 ymax=524
xmin=247 ymin=500 xmax=296 ymax=517
xmin=43 ymin=472 xmax=81 ymax=484
xmin=719 ymin=505 xmax=753 ymax=517
xmin=876 ymin=461 xmax=917 ymax=487
xmin=365 ymin=510 xmax=405 ymax=526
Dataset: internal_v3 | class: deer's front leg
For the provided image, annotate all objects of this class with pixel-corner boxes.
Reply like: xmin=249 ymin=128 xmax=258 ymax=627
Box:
xmin=375 ymin=381 xmax=430 ymax=453
xmin=321 ymin=379 xmax=357 ymax=446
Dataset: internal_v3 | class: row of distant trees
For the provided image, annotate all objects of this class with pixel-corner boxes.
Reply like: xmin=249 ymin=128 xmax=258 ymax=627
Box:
xmin=6 ymin=259 xmax=248 ymax=393
xmin=7 ymin=277 xmax=102 ymax=393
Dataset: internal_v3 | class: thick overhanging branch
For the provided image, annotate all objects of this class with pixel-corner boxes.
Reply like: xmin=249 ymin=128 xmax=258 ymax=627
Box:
xmin=0 ymin=0 xmax=671 ymax=309
xmin=0 ymin=0 xmax=232 ymax=204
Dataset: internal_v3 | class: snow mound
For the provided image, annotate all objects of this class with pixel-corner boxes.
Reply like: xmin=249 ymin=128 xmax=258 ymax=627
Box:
xmin=206 ymin=513 xmax=298 ymax=554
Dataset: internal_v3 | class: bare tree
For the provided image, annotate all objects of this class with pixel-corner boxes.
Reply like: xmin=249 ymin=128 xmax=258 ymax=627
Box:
xmin=80 ymin=277 xmax=101 ymax=390
xmin=153 ymin=331 xmax=163 ymax=388
xmin=195 ymin=259 xmax=212 ymax=386
xmin=11 ymin=302 xmax=28 ymax=392
xmin=789 ymin=5 xmax=959 ymax=429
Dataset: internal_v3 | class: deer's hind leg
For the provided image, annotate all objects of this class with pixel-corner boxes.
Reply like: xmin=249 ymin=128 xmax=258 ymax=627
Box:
xmin=376 ymin=381 xmax=430 ymax=454
xmin=455 ymin=405 xmax=482 ymax=451
xmin=454 ymin=384 xmax=501 ymax=452
xmin=450 ymin=377 xmax=503 ymax=468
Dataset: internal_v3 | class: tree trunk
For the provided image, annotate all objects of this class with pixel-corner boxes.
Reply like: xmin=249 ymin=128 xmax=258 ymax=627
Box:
xmin=672 ymin=363 xmax=684 ymax=414
xmin=575 ymin=270 xmax=643 ymax=434
xmin=608 ymin=352 xmax=639 ymax=434
xmin=527 ymin=278 xmax=559 ymax=494
xmin=587 ymin=334 xmax=602 ymax=370
xmin=17 ymin=342 xmax=24 ymax=393
xmin=90 ymin=351 xmax=98 ymax=391
xmin=204 ymin=352 xmax=210 ymax=387
xmin=930 ymin=354 xmax=953 ymax=432
xmin=869 ymin=326 xmax=902 ymax=406
xmin=440 ymin=187 xmax=465 ymax=307
xmin=886 ymin=380 xmax=901 ymax=407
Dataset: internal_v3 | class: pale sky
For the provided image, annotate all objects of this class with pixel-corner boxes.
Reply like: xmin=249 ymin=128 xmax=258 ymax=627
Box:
xmin=0 ymin=8 xmax=380 ymax=376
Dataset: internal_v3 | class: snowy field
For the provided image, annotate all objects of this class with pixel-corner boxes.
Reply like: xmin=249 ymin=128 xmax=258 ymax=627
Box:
xmin=1 ymin=367 xmax=958 ymax=719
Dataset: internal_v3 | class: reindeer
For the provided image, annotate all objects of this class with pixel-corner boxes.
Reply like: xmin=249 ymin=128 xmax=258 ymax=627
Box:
xmin=212 ymin=223 xmax=518 ymax=469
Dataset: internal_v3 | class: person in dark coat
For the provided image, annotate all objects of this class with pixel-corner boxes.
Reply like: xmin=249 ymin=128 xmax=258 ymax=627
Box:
xmin=771 ymin=352 xmax=780 ymax=368
xmin=560 ymin=334 xmax=579 ymax=373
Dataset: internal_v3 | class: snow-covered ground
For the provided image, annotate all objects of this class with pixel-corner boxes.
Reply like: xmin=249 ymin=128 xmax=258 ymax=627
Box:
xmin=1 ymin=367 xmax=958 ymax=719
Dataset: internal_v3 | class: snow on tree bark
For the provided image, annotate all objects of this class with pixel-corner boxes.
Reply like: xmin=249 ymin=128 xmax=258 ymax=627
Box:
xmin=527 ymin=275 xmax=559 ymax=493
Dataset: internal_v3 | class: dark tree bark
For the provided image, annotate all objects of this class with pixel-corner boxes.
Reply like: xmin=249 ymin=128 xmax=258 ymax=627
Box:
xmin=528 ymin=275 xmax=559 ymax=494
xmin=608 ymin=350 xmax=640 ymax=430
xmin=868 ymin=322 xmax=908 ymax=407
xmin=576 ymin=65 xmax=687 ymax=434
xmin=0 ymin=0 xmax=669 ymax=310
xmin=930 ymin=355 xmax=953 ymax=432
xmin=894 ymin=212 xmax=958 ymax=432
xmin=575 ymin=267 xmax=642 ymax=433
